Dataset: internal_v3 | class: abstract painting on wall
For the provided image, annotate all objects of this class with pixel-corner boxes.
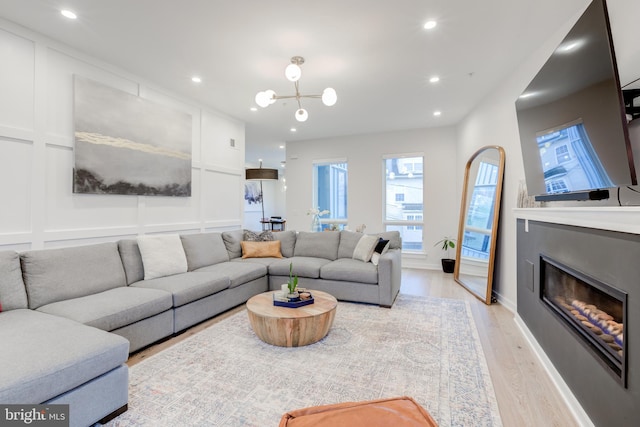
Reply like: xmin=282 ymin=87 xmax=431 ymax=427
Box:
xmin=73 ymin=75 xmax=192 ymax=196
xmin=244 ymin=181 xmax=262 ymax=211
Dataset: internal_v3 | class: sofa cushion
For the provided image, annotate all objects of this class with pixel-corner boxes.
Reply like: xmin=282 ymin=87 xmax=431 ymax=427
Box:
xmin=231 ymin=257 xmax=282 ymax=268
xmin=137 ymin=234 xmax=188 ymax=280
xmin=337 ymin=231 xmax=364 ymax=259
xmin=131 ymin=271 xmax=230 ymax=307
xmin=273 ymin=230 xmax=297 ymax=258
xmin=269 ymin=257 xmax=331 ymax=279
xmin=241 ymin=241 xmax=283 ymax=259
xmin=0 ymin=309 xmax=129 ymax=404
xmin=118 ymin=239 xmax=145 ymax=285
xmin=195 ymin=261 xmax=267 ymax=288
xmin=222 ymin=229 xmax=244 ymax=259
xmin=181 ymin=232 xmax=230 ymax=270
xmin=37 ymin=287 xmax=173 ymax=331
xmin=21 ymin=242 xmax=127 ymax=310
xmin=0 ymin=250 xmax=28 ymax=311
xmin=321 ymin=258 xmax=379 ymax=284
xmin=352 ymin=235 xmax=379 ymax=262
xmin=294 ymin=232 xmax=340 ymax=260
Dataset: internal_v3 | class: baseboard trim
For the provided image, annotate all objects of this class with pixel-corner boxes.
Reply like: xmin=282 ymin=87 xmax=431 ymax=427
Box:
xmin=514 ymin=315 xmax=594 ymax=427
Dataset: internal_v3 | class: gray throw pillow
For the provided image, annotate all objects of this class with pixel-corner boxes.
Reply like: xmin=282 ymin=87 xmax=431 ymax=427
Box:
xmin=243 ymin=230 xmax=274 ymax=241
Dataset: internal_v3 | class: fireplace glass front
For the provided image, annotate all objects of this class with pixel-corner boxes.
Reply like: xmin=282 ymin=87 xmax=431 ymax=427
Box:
xmin=540 ymin=255 xmax=627 ymax=385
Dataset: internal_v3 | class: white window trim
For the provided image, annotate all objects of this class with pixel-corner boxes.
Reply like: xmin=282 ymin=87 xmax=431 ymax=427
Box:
xmin=382 ymin=154 xmax=425 ymax=253
xmin=312 ymin=157 xmax=348 ymax=165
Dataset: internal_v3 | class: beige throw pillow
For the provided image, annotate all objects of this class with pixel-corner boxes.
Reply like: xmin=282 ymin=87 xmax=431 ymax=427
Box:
xmin=241 ymin=240 xmax=283 ymax=259
xmin=352 ymin=235 xmax=379 ymax=263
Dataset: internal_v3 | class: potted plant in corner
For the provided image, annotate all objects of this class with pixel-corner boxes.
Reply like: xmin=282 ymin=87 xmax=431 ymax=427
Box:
xmin=434 ymin=237 xmax=456 ymax=273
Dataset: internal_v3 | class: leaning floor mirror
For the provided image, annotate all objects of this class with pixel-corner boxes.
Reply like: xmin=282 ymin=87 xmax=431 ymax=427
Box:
xmin=454 ymin=145 xmax=505 ymax=304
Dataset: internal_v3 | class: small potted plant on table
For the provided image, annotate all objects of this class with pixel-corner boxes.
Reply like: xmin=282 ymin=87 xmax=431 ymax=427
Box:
xmin=434 ymin=237 xmax=456 ymax=273
xmin=287 ymin=262 xmax=299 ymax=299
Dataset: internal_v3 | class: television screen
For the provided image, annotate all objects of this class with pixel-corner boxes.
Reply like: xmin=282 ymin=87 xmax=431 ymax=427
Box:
xmin=515 ymin=0 xmax=636 ymax=199
xmin=536 ymin=119 xmax=615 ymax=194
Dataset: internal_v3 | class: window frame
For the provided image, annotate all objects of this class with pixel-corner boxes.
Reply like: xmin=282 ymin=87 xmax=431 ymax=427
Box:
xmin=312 ymin=158 xmax=348 ymax=230
xmin=383 ymin=153 xmax=425 ymax=252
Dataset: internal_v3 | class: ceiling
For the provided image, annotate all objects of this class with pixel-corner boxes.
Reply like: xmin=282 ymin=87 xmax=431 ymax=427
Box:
xmin=0 ymin=0 xmax=597 ymax=168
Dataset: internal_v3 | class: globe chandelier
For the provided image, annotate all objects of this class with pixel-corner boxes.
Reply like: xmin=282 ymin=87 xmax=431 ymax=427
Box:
xmin=255 ymin=56 xmax=337 ymax=122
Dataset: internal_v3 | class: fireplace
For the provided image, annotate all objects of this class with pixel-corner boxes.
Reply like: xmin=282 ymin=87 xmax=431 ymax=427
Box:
xmin=540 ymin=255 xmax=626 ymax=385
xmin=516 ymin=214 xmax=640 ymax=427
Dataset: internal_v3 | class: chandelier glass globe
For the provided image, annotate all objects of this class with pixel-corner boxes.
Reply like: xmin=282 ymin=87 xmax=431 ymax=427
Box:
xmin=295 ymin=108 xmax=308 ymax=122
xmin=285 ymin=63 xmax=302 ymax=82
xmin=322 ymin=87 xmax=337 ymax=106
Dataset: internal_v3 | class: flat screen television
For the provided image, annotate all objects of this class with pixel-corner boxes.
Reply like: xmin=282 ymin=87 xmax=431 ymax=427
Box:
xmin=515 ymin=0 xmax=637 ymax=201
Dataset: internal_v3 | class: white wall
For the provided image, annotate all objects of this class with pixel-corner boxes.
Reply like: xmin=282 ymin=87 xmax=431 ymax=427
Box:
xmin=0 ymin=19 xmax=245 ymax=252
xmin=285 ymin=127 xmax=458 ymax=269
xmin=456 ymin=3 xmax=590 ymax=311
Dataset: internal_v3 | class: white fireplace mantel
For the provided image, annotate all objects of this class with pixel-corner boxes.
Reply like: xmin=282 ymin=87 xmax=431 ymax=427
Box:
xmin=514 ymin=207 xmax=640 ymax=235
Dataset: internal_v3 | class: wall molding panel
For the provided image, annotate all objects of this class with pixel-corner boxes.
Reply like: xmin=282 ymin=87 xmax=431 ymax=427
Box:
xmin=0 ymin=19 xmax=245 ymax=252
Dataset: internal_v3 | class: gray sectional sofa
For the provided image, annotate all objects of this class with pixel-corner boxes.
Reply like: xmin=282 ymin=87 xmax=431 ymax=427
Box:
xmin=0 ymin=229 xmax=401 ymax=426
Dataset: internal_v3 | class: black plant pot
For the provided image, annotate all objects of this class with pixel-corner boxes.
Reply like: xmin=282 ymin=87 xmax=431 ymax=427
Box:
xmin=441 ymin=258 xmax=455 ymax=273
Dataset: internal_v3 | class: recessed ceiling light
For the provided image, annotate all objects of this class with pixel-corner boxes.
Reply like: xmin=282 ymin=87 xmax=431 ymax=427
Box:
xmin=424 ymin=20 xmax=437 ymax=30
xmin=433 ymin=111 xmax=442 ymax=117
xmin=250 ymin=107 xmax=258 ymax=112
xmin=279 ymin=145 xmax=285 ymax=149
xmin=290 ymin=128 xmax=297 ymax=132
xmin=429 ymin=76 xmax=440 ymax=83
xmin=61 ymin=9 xmax=77 ymax=20
xmin=191 ymin=76 xmax=202 ymax=83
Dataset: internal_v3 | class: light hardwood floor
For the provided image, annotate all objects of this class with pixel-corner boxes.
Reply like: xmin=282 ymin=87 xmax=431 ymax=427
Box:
xmin=129 ymin=269 xmax=579 ymax=427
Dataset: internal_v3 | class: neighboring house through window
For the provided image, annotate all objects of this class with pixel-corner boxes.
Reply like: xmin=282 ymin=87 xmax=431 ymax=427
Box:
xmin=383 ymin=154 xmax=424 ymax=251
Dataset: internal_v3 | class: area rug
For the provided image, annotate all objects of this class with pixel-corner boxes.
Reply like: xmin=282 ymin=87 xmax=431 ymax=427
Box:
xmin=106 ymin=294 xmax=502 ymax=426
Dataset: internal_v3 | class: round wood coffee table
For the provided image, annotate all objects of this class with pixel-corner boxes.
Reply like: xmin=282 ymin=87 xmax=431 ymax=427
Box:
xmin=246 ymin=290 xmax=337 ymax=347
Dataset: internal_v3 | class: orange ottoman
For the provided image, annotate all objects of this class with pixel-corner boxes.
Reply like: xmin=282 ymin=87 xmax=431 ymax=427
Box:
xmin=278 ymin=396 xmax=438 ymax=427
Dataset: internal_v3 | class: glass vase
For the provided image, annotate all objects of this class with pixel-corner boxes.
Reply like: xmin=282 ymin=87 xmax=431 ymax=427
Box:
xmin=311 ymin=214 xmax=321 ymax=232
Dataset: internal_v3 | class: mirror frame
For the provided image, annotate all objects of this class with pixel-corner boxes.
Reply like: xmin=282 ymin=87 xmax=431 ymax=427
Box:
xmin=454 ymin=145 xmax=505 ymax=304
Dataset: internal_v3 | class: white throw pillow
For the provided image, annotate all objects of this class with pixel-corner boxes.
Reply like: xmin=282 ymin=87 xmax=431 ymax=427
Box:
xmin=137 ymin=234 xmax=188 ymax=280
xmin=352 ymin=235 xmax=379 ymax=263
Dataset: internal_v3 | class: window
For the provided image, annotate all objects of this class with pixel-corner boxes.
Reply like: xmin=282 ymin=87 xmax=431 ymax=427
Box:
xmin=406 ymin=214 xmax=423 ymax=230
xmin=313 ymin=160 xmax=348 ymax=230
xmin=384 ymin=155 xmax=424 ymax=251
xmin=546 ymin=179 xmax=569 ymax=193
xmin=555 ymin=145 xmax=570 ymax=164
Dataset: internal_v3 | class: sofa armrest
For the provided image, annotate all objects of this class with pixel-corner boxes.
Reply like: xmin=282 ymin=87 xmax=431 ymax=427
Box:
xmin=377 ymin=248 xmax=401 ymax=307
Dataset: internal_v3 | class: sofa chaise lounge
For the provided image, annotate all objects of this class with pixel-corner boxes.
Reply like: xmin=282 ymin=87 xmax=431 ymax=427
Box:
xmin=0 ymin=229 xmax=401 ymax=426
